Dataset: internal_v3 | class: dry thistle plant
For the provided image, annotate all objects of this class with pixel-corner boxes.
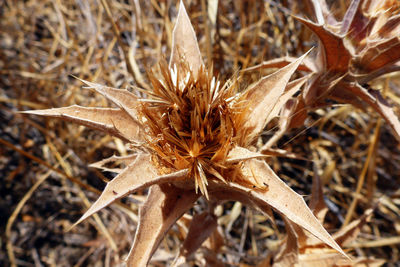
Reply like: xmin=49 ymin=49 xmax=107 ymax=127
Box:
xmin=21 ymin=2 xmax=348 ymax=266
xmin=247 ymin=0 xmax=400 ymax=149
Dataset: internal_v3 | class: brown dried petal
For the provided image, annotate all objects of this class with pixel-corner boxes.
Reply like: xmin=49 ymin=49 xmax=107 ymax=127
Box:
xmin=357 ymin=37 xmax=400 ymax=73
xmin=347 ymin=83 xmax=400 ymax=141
xmin=269 ymin=217 xmax=300 ymax=267
xmin=243 ymin=52 xmax=310 ymax=138
xmin=89 ymin=154 xmax=139 ymax=173
xmin=307 ymin=0 xmax=338 ymax=25
xmin=126 ymin=184 xmax=199 ymax=266
xmin=180 ymin=212 xmax=218 ymax=257
xmin=267 ymin=75 xmax=309 ymax=128
xmin=77 ymin=78 xmax=142 ymax=122
xmin=309 ymin=165 xmax=329 ymax=223
xmin=170 ymin=1 xmax=204 ymax=76
xmin=209 ymin=159 xmax=346 ymax=258
xmin=242 ymin=159 xmax=345 ymax=257
xmin=296 ymin=17 xmax=351 ymax=73
xmin=22 ymin=105 xmax=142 ymax=142
xmin=340 ymin=0 xmax=361 ymax=35
xmin=242 ymin=56 xmax=316 ymax=73
xmin=333 ymin=208 xmax=374 ymax=247
xmin=75 ymin=154 xmax=189 ymax=225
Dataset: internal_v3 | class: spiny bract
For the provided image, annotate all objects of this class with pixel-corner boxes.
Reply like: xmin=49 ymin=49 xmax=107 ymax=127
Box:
xmin=248 ymin=0 xmax=400 ymax=150
xmin=142 ymin=61 xmax=256 ymax=197
xmin=22 ymin=1 xmax=347 ymax=266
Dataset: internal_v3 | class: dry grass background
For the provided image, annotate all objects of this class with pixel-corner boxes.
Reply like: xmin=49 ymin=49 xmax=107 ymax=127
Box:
xmin=1 ymin=0 xmax=400 ymax=266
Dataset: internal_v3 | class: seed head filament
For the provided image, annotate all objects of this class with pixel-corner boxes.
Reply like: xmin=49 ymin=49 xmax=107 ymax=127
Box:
xmin=141 ymin=61 xmax=247 ymax=196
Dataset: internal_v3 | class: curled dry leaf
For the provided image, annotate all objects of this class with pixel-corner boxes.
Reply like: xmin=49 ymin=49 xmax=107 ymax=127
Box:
xmin=22 ymin=1 xmax=345 ymax=265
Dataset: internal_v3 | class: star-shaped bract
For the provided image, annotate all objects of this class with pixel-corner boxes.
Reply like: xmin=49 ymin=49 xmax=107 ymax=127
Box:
xmin=23 ymin=2 xmax=346 ymax=266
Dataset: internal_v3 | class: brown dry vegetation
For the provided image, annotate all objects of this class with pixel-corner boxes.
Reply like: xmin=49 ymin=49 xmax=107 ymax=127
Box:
xmin=1 ymin=0 xmax=400 ymax=266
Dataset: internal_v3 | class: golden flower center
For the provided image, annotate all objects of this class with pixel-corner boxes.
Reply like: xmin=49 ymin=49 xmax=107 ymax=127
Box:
xmin=140 ymin=63 xmax=244 ymax=196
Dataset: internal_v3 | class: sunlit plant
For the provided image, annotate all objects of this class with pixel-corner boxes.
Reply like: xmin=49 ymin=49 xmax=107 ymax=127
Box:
xmin=23 ymin=2 xmax=347 ymax=266
xmin=248 ymin=0 xmax=400 ymax=149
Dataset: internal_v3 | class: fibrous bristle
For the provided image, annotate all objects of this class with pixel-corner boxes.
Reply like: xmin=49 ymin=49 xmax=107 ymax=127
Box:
xmin=140 ymin=60 xmax=248 ymax=195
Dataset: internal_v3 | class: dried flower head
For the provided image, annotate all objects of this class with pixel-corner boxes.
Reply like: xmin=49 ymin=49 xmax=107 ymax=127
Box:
xmin=298 ymin=0 xmax=400 ymax=80
xmin=142 ymin=60 xmax=249 ymax=197
xmin=248 ymin=0 xmax=400 ymax=149
xmin=22 ymin=2 xmax=346 ymax=265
